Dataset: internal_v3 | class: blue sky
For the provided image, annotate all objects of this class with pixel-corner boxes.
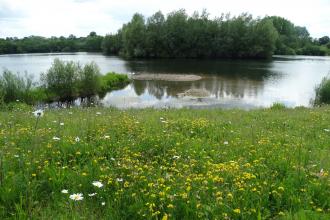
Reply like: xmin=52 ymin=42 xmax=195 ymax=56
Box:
xmin=0 ymin=0 xmax=329 ymax=38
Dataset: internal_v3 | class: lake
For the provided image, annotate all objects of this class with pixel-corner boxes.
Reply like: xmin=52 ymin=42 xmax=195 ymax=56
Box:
xmin=1 ymin=52 xmax=330 ymax=109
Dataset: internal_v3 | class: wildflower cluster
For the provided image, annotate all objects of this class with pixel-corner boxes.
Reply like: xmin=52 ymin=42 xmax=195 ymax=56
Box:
xmin=0 ymin=107 xmax=329 ymax=219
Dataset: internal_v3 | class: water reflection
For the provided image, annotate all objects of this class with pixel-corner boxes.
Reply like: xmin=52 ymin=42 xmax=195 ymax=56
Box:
xmin=103 ymin=56 xmax=330 ymax=108
xmin=131 ymin=75 xmax=264 ymax=100
xmin=124 ymin=58 xmax=275 ymax=78
xmin=1 ymin=53 xmax=330 ymax=109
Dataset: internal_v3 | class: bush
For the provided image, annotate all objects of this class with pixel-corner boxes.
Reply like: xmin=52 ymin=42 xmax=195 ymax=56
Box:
xmin=296 ymin=45 xmax=326 ymax=56
xmin=99 ymin=72 xmax=130 ymax=97
xmin=41 ymin=59 xmax=80 ymax=102
xmin=78 ymin=61 xmax=101 ymax=98
xmin=314 ymin=76 xmax=330 ymax=106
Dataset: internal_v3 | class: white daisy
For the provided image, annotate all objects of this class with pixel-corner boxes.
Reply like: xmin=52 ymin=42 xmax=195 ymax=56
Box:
xmin=61 ymin=189 xmax=69 ymax=194
xmin=69 ymin=193 xmax=83 ymax=201
xmin=33 ymin=109 xmax=44 ymax=118
xmin=53 ymin=136 xmax=61 ymax=141
xmin=92 ymin=181 xmax=103 ymax=188
xmin=116 ymin=178 xmax=123 ymax=182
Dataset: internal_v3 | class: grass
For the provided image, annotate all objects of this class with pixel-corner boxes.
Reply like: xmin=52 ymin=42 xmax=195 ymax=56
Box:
xmin=0 ymin=104 xmax=330 ymax=219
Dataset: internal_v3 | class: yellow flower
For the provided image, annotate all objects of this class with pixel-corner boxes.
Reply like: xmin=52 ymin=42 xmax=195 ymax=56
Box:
xmin=181 ymin=193 xmax=188 ymax=199
xmin=316 ymin=208 xmax=323 ymax=212
xmin=167 ymin=204 xmax=174 ymax=209
xmin=227 ymin=193 xmax=233 ymax=200
xmin=233 ymin=208 xmax=241 ymax=214
xmin=161 ymin=213 xmax=168 ymax=220
xmin=31 ymin=173 xmax=36 ymax=177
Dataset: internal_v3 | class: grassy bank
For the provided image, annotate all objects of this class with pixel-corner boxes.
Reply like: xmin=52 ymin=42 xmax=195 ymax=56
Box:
xmin=0 ymin=105 xmax=330 ymax=219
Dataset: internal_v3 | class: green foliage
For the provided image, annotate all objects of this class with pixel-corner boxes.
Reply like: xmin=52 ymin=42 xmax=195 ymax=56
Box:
xmin=0 ymin=11 xmax=328 ymax=57
xmin=100 ymin=10 xmax=327 ymax=58
xmin=40 ymin=59 xmax=129 ymax=102
xmin=101 ymin=34 xmax=122 ymax=55
xmin=41 ymin=59 xmax=80 ymax=102
xmin=0 ymin=33 xmax=103 ymax=54
xmin=270 ymin=102 xmax=287 ymax=110
xmin=0 ymin=70 xmax=34 ymax=103
xmin=85 ymin=32 xmax=103 ymax=52
xmin=314 ymin=76 xmax=330 ymax=105
xmin=111 ymin=11 xmax=280 ymax=59
xmin=267 ymin=16 xmax=303 ymax=55
xmin=25 ymin=87 xmax=50 ymax=104
xmin=296 ymin=45 xmax=327 ymax=56
xmin=78 ymin=62 xmax=101 ymax=98
xmin=319 ymin=36 xmax=330 ymax=45
xmin=121 ymin=13 xmax=147 ymax=57
xmin=99 ymin=72 xmax=130 ymax=97
xmin=0 ymin=60 xmax=129 ymax=105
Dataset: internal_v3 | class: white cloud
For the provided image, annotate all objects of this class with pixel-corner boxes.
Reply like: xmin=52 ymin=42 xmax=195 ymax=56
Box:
xmin=0 ymin=0 xmax=329 ymax=38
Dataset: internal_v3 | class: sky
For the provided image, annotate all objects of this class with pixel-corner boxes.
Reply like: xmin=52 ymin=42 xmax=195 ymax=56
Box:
xmin=0 ymin=0 xmax=329 ymax=39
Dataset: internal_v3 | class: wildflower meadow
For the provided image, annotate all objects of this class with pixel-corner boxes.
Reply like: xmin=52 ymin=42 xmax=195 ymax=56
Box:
xmin=0 ymin=104 xmax=329 ymax=219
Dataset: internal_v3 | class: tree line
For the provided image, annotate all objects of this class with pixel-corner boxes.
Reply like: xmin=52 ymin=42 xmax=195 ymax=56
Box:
xmin=1 ymin=10 xmax=330 ymax=58
xmin=0 ymin=32 xmax=103 ymax=54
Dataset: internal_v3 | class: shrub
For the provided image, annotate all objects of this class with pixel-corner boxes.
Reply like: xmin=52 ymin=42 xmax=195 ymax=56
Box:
xmin=99 ymin=72 xmax=130 ymax=97
xmin=296 ymin=45 xmax=327 ymax=56
xmin=78 ymin=61 xmax=101 ymax=98
xmin=314 ymin=76 xmax=330 ymax=105
xmin=41 ymin=58 xmax=80 ymax=102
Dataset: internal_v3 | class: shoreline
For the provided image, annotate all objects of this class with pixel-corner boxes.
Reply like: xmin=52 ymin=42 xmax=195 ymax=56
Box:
xmin=131 ymin=73 xmax=202 ymax=82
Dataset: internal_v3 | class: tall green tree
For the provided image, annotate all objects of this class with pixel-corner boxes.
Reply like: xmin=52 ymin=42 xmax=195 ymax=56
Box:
xmin=85 ymin=32 xmax=103 ymax=52
xmin=122 ymin=13 xmax=147 ymax=57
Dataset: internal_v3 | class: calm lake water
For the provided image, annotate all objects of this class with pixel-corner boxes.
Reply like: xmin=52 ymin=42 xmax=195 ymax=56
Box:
xmin=1 ymin=52 xmax=330 ymax=109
